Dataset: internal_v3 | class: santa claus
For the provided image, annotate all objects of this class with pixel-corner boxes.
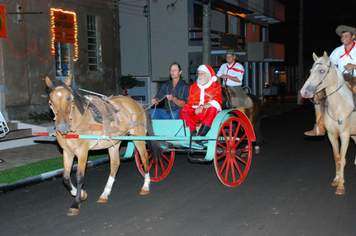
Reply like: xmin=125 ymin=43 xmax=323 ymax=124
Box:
xmin=180 ymin=64 xmax=222 ymax=136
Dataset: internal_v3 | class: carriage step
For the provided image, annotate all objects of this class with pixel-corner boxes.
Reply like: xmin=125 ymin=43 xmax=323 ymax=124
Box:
xmin=188 ymin=155 xmax=209 ymax=163
xmin=180 ymin=141 xmax=206 ymax=150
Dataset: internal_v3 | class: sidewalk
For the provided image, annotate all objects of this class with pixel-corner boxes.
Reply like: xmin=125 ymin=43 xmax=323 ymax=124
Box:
xmin=0 ymin=139 xmax=62 ymax=172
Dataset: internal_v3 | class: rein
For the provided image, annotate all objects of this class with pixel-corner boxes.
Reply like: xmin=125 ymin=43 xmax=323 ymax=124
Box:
xmin=312 ymin=62 xmax=355 ymax=125
xmin=69 ymin=100 xmax=90 ymax=132
xmin=309 ymin=62 xmax=332 ymax=103
xmin=150 ymin=96 xmax=176 ymax=119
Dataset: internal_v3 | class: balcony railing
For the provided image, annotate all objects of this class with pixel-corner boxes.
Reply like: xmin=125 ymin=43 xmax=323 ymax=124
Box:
xmin=246 ymin=42 xmax=284 ymax=62
xmin=189 ymin=29 xmax=245 ymax=49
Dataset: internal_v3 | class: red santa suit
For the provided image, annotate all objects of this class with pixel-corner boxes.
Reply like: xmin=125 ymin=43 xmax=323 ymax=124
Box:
xmin=180 ymin=65 xmax=222 ymax=131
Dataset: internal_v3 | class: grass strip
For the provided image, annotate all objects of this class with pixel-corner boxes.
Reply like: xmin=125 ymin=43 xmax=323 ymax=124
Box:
xmin=0 ymin=154 xmax=107 ymax=184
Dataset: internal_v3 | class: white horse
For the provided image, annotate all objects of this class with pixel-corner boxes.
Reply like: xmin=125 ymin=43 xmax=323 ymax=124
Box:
xmin=300 ymin=52 xmax=356 ymax=195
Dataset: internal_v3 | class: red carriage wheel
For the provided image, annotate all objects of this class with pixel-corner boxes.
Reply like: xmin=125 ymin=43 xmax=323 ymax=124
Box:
xmin=214 ymin=116 xmax=253 ymax=187
xmin=135 ymin=148 xmax=175 ymax=182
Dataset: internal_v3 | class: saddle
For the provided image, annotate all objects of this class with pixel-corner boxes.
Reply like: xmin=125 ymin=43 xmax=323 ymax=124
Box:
xmin=222 ymin=85 xmax=253 ymax=109
xmin=87 ymin=96 xmax=122 ymax=135
xmin=343 ymin=73 xmax=356 ymax=109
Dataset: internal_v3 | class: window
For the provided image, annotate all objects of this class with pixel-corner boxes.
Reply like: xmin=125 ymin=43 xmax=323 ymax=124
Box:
xmin=193 ymin=3 xmax=203 ymax=28
xmin=55 ymin=42 xmax=71 ymax=79
xmin=87 ymin=15 xmax=99 ymax=71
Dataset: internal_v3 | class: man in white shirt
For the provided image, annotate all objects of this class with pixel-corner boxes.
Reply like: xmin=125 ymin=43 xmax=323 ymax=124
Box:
xmin=305 ymin=25 xmax=356 ymax=136
xmin=216 ymin=50 xmax=246 ymax=113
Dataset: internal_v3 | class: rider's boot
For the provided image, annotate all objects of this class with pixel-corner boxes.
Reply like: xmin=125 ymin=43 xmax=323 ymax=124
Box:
xmin=304 ymin=110 xmax=326 ymax=136
xmin=237 ymin=106 xmax=246 ymax=114
xmin=197 ymin=124 xmax=211 ymax=137
xmin=191 ymin=124 xmax=211 ymax=146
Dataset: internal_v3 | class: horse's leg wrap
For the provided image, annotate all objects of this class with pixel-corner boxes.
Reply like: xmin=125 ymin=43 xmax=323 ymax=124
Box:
xmin=140 ymin=173 xmax=151 ymax=195
xmin=98 ymin=176 xmax=115 ymax=203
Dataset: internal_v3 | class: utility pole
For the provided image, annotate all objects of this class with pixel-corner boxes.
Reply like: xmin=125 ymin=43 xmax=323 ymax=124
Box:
xmin=146 ymin=0 xmax=152 ymax=79
xmin=298 ymin=0 xmax=304 ymax=93
xmin=202 ymin=0 xmax=211 ymax=65
xmin=113 ymin=0 xmax=121 ymax=94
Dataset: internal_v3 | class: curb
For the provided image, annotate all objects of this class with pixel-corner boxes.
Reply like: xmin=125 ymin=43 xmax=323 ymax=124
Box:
xmin=0 ymin=156 xmax=110 ymax=194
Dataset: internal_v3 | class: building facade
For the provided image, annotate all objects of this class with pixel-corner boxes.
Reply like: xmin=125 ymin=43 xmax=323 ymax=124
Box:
xmin=120 ymin=0 xmax=285 ymax=101
xmin=0 ymin=0 xmax=120 ymax=120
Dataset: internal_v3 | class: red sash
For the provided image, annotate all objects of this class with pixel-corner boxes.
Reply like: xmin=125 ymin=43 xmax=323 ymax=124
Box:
xmin=225 ymin=62 xmax=244 ymax=82
xmin=340 ymin=42 xmax=355 ymax=60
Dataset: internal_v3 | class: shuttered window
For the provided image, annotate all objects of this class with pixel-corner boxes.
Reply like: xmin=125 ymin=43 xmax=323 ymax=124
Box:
xmin=87 ymin=15 xmax=99 ymax=71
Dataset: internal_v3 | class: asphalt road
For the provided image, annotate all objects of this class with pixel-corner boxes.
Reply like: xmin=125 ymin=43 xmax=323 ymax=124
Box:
xmin=2 ymin=103 xmax=356 ymax=236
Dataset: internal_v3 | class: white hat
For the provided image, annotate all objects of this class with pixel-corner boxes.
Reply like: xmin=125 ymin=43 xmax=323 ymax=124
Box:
xmin=197 ymin=64 xmax=217 ymax=82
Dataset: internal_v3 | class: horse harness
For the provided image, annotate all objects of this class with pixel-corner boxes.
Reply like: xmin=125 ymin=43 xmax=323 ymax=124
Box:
xmin=312 ymin=62 xmax=356 ymax=125
xmin=50 ymin=90 xmax=147 ymax=136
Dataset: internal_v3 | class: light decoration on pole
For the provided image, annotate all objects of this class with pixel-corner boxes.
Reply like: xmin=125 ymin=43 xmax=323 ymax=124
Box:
xmin=50 ymin=8 xmax=78 ymax=61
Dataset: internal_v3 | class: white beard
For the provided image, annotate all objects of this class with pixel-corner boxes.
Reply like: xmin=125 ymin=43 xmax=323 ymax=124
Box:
xmin=197 ymin=76 xmax=209 ymax=85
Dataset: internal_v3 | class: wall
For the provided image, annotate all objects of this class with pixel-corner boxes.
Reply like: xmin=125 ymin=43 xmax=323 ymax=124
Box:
xmin=119 ymin=1 xmax=149 ymax=77
xmin=1 ymin=0 xmax=119 ymax=120
xmin=150 ymin=1 xmax=189 ymax=82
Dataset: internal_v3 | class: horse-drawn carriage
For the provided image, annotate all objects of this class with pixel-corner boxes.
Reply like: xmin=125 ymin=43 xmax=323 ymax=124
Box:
xmin=59 ymin=108 xmax=256 ymax=187
xmin=35 ymin=75 xmax=258 ymax=215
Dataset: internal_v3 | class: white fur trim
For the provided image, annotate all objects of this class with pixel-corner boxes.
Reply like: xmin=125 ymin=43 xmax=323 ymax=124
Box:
xmin=198 ymin=65 xmax=210 ymax=74
xmin=197 ymin=80 xmax=213 ymax=89
xmin=209 ymin=100 xmax=222 ymax=111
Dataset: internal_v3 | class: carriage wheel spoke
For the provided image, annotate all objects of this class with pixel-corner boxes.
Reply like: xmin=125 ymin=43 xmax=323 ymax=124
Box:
xmin=231 ymin=122 xmax=241 ymax=144
xmin=135 ymin=148 xmax=175 ymax=182
xmin=224 ymin=159 xmax=231 ymax=180
xmin=158 ymin=156 xmax=166 ymax=176
xmin=219 ymin=155 xmax=229 ymax=175
xmin=233 ymin=156 xmax=243 ymax=176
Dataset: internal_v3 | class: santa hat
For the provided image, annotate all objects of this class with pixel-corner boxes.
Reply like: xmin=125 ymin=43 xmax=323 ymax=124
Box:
xmin=198 ymin=64 xmax=217 ymax=82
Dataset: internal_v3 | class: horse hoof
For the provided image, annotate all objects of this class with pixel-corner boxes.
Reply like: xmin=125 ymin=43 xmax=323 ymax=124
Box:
xmin=97 ymin=197 xmax=108 ymax=203
xmin=255 ymin=146 xmax=260 ymax=154
xmin=67 ymin=208 xmax=80 ymax=216
xmin=335 ymin=188 xmax=345 ymax=195
xmin=331 ymin=180 xmax=339 ymax=186
xmin=81 ymin=190 xmax=88 ymax=201
xmin=140 ymin=188 xmax=150 ymax=195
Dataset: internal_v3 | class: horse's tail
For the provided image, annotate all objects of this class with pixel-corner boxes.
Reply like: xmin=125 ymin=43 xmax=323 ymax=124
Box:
xmin=247 ymin=94 xmax=266 ymax=147
xmin=254 ymin=113 xmax=266 ymax=146
xmin=144 ymin=111 xmax=162 ymax=161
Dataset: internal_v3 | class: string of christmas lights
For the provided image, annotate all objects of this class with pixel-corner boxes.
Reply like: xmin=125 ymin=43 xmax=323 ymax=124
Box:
xmin=6 ymin=38 xmax=53 ymax=62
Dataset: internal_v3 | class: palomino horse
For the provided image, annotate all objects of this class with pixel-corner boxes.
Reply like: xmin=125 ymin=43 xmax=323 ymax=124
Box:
xmin=301 ymin=52 xmax=356 ymax=195
xmin=46 ymin=75 xmax=159 ymax=215
xmin=222 ymin=87 xmax=264 ymax=152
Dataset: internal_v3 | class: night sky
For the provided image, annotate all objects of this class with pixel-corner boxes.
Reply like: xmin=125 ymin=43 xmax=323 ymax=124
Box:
xmin=269 ymin=0 xmax=356 ymax=66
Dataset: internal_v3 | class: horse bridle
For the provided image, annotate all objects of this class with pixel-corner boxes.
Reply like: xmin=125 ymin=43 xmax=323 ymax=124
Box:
xmin=311 ymin=62 xmax=345 ymax=104
xmin=48 ymin=95 xmax=75 ymax=122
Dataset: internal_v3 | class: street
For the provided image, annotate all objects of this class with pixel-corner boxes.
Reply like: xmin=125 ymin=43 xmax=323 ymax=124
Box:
xmin=1 ymin=103 xmax=356 ymax=236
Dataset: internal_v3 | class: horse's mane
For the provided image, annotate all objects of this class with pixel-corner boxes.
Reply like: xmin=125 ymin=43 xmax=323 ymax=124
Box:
xmin=48 ymin=79 xmax=87 ymax=115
